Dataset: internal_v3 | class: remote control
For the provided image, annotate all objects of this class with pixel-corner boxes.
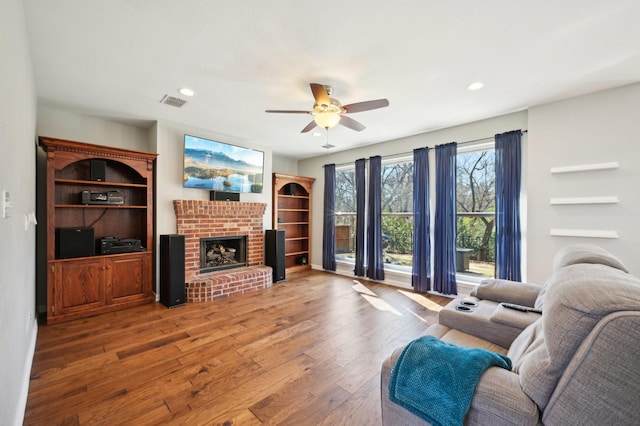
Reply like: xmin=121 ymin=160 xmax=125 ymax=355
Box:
xmin=501 ymin=303 xmax=541 ymax=314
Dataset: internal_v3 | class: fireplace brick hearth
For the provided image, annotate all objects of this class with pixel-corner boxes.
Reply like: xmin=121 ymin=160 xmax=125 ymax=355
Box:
xmin=173 ymin=200 xmax=272 ymax=302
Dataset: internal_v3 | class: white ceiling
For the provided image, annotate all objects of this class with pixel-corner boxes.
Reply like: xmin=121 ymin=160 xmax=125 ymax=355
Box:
xmin=23 ymin=1 xmax=640 ymax=159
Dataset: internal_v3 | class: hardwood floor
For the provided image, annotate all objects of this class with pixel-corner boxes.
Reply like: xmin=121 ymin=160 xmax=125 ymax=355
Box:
xmin=25 ymin=270 xmax=450 ymax=425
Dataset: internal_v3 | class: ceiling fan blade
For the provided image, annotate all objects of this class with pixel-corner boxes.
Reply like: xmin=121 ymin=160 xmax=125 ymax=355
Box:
xmin=342 ymin=99 xmax=389 ymax=113
xmin=265 ymin=109 xmax=311 ymax=114
xmin=339 ymin=115 xmax=366 ymax=132
xmin=310 ymin=83 xmax=331 ymax=106
xmin=300 ymin=121 xmax=318 ymax=133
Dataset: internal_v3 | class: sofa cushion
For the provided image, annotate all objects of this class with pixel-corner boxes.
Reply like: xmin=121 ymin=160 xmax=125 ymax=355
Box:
xmin=381 ymin=324 xmax=537 ymax=426
xmin=552 ymin=243 xmax=628 ymax=272
xmin=534 ymin=243 xmax=628 ymax=311
xmin=510 ymin=262 xmax=640 ymax=411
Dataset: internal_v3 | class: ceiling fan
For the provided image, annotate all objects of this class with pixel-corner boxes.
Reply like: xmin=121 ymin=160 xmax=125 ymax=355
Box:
xmin=266 ymin=83 xmax=389 ymax=133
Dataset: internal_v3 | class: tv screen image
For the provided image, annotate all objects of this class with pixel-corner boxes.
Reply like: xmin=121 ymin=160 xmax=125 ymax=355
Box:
xmin=183 ymin=134 xmax=264 ymax=193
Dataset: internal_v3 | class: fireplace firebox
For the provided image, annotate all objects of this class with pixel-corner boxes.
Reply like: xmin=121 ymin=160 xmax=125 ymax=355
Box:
xmin=200 ymin=236 xmax=247 ymax=273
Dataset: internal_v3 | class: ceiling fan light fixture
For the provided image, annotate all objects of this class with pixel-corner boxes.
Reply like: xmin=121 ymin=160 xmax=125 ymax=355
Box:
xmin=314 ymin=111 xmax=341 ymax=129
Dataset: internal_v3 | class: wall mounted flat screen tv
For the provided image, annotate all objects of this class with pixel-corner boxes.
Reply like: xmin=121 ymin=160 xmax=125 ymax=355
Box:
xmin=183 ymin=134 xmax=264 ymax=193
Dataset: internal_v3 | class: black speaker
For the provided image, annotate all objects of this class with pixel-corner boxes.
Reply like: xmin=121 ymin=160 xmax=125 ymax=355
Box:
xmin=160 ymin=234 xmax=186 ymax=308
xmin=56 ymin=227 xmax=95 ymax=259
xmin=264 ymin=229 xmax=285 ymax=283
xmin=284 ymin=183 xmax=296 ymax=196
xmin=210 ymin=190 xmax=240 ymax=202
xmin=90 ymin=159 xmax=106 ymax=182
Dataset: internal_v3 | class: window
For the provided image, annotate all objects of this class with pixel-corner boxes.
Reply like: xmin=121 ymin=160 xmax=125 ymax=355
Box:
xmin=335 ymin=167 xmax=357 ymax=262
xmin=381 ymin=158 xmax=414 ymax=271
xmin=332 ymin=143 xmax=499 ymax=282
xmin=456 ymin=144 xmax=496 ymax=278
xmin=334 ymin=158 xmax=415 ymax=271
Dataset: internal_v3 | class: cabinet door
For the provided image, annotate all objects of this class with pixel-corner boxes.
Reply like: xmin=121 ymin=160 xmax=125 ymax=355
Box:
xmin=50 ymin=258 xmax=104 ymax=317
xmin=107 ymin=254 xmax=149 ymax=303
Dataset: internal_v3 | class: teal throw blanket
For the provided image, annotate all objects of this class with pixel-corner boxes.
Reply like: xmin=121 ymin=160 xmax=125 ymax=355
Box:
xmin=389 ymin=336 xmax=512 ymax=426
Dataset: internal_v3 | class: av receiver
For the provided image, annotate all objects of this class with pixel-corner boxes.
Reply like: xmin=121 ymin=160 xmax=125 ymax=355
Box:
xmin=81 ymin=190 xmax=124 ymax=205
xmin=98 ymin=237 xmax=142 ymax=254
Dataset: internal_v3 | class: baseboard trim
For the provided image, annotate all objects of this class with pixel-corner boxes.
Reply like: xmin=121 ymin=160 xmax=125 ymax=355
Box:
xmin=312 ymin=262 xmax=474 ymax=297
xmin=15 ymin=318 xmax=37 ymax=426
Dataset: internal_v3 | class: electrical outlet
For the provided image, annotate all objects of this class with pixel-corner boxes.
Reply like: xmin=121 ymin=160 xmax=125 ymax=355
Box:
xmin=26 ymin=312 xmax=33 ymax=331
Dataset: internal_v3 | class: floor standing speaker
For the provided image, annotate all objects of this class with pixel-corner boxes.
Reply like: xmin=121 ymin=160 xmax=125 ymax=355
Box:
xmin=160 ymin=234 xmax=186 ymax=308
xmin=264 ymin=229 xmax=285 ymax=283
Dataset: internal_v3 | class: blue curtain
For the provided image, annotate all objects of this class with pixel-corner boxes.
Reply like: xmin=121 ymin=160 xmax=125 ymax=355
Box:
xmin=434 ymin=142 xmax=457 ymax=295
xmin=412 ymin=147 xmax=431 ymax=292
xmin=354 ymin=158 xmax=366 ymax=276
xmin=322 ymin=164 xmax=336 ymax=271
xmin=495 ymin=130 xmax=522 ymax=281
xmin=367 ymin=156 xmax=385 ymax=280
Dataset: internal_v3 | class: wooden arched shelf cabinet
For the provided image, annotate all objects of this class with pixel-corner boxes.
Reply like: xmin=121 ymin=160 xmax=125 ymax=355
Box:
xmin=272 ymin=173 xmax=315 ymax=273
xmin=38 ymin=137 xmax=157 ymax=324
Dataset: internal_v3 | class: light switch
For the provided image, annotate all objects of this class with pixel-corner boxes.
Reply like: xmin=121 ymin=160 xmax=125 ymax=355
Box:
xmin=1 ymin=190 xmax=11 ymax=218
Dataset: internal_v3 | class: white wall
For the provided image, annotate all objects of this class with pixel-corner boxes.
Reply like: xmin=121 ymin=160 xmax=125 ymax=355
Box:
xmin=298 ymin=111 xmax=529 ymax=287
xmin=272 ymin=154 xmax=298 ymax=175
xmin=37 ymin=105 xmax=151 ymax=152
xmin=527 ymin=83 xmax=640 ymax=283
xmin=0 ymin=1 xmax=38 ymax=424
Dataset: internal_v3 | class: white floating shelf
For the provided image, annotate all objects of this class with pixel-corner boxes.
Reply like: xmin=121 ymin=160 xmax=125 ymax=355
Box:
xmin=549 ymin=196 xmax=619 ymax=205
xmin=550 ymin=229 xmax=619 ymax=239
xmin=550 ymin=162 xmax=619 ymax=174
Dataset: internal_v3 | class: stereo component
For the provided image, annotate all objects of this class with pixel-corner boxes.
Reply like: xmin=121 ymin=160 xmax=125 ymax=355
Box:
xmin=160 ymin=234 xmax=186 ymax=308
xmin=98 ymin=237 xmax=142 ymax=255
xmin=265 ymin=229 xmax=286 ymax=283
xmin=56 ymin=227 xmax=95 ymax=259
xmin=81 ymin=190 xmax=124 ymax=205
xmin=90 ymin=159 xmax=106 ymax=182
xmin=210 ymin=190 xmax=240 ymax=202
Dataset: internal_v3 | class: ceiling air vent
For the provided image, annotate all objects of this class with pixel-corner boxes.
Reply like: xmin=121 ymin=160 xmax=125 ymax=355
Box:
xmin=160 ymin=94 xmax=187 ymax=108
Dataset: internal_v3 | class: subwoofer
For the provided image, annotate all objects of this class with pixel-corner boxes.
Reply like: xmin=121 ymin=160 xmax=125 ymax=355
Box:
xmin=264 ymin=229 xmax=285 ymax=283
xmin=56 ymin=227 xmax=95 ymax=259
xmin=160 ymin=234 xmax=186 ymax=308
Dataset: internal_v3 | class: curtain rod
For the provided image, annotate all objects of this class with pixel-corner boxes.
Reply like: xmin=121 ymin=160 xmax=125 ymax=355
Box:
xmin=329 ymin=129 xmax=527 ymax=168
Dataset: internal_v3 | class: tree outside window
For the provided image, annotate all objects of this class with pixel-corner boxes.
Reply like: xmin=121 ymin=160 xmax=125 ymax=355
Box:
xmin=456 ymin=148 xmax=496 ymax=277
xmin=381 ymin=160 xmax=413 ymax=269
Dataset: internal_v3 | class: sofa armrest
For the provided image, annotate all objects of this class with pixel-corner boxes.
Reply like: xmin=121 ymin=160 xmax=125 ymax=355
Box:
xmin=467 ymin=367 xmax=540 ymax=425
xmin=471 ymin=279 xmax=542 ymax=307
xmin=490 ymin=304 xmax=541 ymax=329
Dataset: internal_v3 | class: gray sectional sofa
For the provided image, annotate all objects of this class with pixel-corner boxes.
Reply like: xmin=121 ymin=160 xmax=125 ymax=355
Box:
xmin=381 ymin=244 xmax=640 ymax=425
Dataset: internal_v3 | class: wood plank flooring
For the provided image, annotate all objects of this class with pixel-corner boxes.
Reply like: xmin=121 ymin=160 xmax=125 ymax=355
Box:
xmin=25 ymin=270 xmax=450 ymax=425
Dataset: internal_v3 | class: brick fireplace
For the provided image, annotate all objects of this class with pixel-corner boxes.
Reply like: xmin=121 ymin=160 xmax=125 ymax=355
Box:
xmin=173 ymin=200 xmax=272 ymax=302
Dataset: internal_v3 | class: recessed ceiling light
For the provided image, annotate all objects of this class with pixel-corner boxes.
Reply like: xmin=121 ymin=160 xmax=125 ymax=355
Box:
xmin=312 ymin=132 xmax=322 ymax=137
xmin=467 ymin=82 xmax=484 ymax=91
xmin=179 ymin=87 xmax=196 ymax=97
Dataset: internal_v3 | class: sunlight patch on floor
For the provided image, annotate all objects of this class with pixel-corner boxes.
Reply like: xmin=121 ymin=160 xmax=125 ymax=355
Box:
xmin=402 ymin=306 xmax=430 ymax=322
xmin=397 ymin=290 xmax=444 ymax=312
xmin=351 ymin=280 xmax=378 ymax=296
xmin=351 ymin=280 xmax=403 ymax=316
xmin=361 ymin=294 xmax=403 ymax=316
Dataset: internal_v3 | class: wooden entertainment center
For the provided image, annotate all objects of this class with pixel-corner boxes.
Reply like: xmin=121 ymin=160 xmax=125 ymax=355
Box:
xmin=37 ymin=137 xmax=157 ymax=324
